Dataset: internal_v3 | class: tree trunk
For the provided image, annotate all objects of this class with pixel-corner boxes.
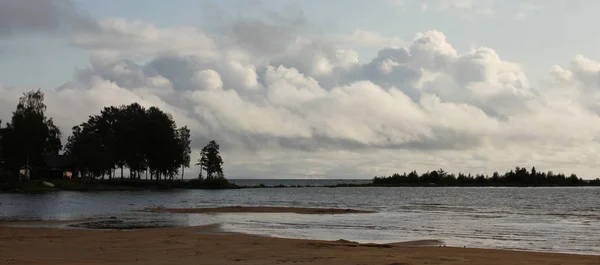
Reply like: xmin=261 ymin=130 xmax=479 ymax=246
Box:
xmin=181 ymin=166 xmax=185 ymax=180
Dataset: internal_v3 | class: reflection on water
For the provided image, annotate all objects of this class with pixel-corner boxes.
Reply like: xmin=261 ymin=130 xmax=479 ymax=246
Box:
xmin=1 ymin=187 xmax=599 ymax=255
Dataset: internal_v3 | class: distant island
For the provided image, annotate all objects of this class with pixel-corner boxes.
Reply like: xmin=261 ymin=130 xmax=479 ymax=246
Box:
xmin=371 ymin=167 xmax=600 ymax=187
xmin=2 ymin=90 xmax=600 ymax=192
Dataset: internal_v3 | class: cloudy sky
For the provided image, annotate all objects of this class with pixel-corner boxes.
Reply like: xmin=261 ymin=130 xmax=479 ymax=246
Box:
xmin=2 ymin=0 xmax=600 ymax=179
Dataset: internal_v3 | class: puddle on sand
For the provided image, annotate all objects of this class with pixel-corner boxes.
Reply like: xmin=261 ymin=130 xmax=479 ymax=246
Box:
xmin=1 ymin=217 xmax=183 ymax=230
xmin=68 ymin=218 xmax=178 ymax=230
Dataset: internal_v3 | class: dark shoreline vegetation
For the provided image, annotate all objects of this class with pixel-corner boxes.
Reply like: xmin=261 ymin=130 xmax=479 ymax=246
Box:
xmin=1 ymin=90 xmax=600 ymax=193
xmin=372 ymin=167 xmax=600 ymax=187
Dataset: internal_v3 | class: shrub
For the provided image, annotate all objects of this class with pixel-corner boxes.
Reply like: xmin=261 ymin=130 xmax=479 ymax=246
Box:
xmin=0 ymin=170 xmax=20 ymax=190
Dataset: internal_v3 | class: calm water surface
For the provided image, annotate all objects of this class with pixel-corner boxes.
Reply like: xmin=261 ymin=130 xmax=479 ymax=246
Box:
xmin=1 ymin=185 xmax=599 ymax=255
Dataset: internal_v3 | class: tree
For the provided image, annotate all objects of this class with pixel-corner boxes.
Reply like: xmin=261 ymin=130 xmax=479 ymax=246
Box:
xmin=143 ymin=106 xmax=180 ymax=180
xmin=0 ymin=90 xmax=62 ymax=175
xmin=196 ymin=149 xmax=206 ymax=180
xmin=122 ymin=103 xmax=147 ymax=179
xmin=197 ymin=140 xmax=224 ymax=180
xmin=0 ymin=119 xmax=3 ymax=168
xmin=97 ymin=106 xmax=121 ymax=179
xmin=176 ymin=126 xmax=191 ymax=179
xmin=65 ymin=120 xmax=111 ymax=178
xmin=568 ymin=174 xmax=581 ymax=185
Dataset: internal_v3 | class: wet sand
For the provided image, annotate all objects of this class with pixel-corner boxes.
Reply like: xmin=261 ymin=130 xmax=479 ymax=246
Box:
xmin=0 ymin=218 xmax=95 ymax=227
xmin=0 ymin=225 xmax=598 ymax=265
xmin=148 ymin=206 xmax=376 ymax=214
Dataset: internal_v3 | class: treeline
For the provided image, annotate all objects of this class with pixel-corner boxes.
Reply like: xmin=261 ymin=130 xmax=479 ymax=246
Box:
xmin=0 ymin=90 xmax=229 ymax=185
xmin=65 ymin=102 xmax=191 ymax=180
xmin=373 ymin=167 xmax=600 ymax=187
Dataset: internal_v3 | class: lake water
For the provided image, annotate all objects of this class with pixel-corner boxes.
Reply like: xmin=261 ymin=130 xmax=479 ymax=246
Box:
xmin=1 ymin=184 xmax=599 ymax=255
xmin=229 ymin=179 xmax=372 ymax=187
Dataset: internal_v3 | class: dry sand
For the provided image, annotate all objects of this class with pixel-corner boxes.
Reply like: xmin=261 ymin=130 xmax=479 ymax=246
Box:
xmin=147 ymin=206 xmax=376 ymax=214
xmin=1 ymin=225 xmax=598 ymax=265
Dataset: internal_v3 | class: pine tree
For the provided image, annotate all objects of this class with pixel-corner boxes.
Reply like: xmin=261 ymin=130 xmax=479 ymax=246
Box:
xmin=198 ymin=140 xmax=224 ymax=180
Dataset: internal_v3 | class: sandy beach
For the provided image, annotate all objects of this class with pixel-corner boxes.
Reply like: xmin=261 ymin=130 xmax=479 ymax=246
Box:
xmin=0 ymin=224 xmax=598 ymax=265
xmin=147 ymin=206 xmax=376 ymax=214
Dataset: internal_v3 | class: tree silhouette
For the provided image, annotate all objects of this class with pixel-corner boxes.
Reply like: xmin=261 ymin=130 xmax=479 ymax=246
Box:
xmin=144 ymin=106 xmax=179 ymax=180
xmin=0 ymin=119 xmax=3 ymax=168
xmin=198 ymin=140 xmax=224 ymax=180
xmin=176 ymin=126 xmax=191 ymax=179
xmin=97 ymin=106 xmax=120 ymax=179
xmin=0 ymin=90 xmax=62 ymax=176
xmin=123 ymin=103 xmax=147 ymax=179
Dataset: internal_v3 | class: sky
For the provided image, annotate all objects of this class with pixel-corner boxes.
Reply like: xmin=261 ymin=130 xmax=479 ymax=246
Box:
xmin=2 ymin=0 xmax=600 ymax=179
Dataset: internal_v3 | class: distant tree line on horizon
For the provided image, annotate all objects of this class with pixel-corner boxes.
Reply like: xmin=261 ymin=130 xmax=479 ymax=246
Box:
xmin=373 ymin=167 xmax=600 ymax=186
xmin=0 ymin=90 xmax=226 ymax=185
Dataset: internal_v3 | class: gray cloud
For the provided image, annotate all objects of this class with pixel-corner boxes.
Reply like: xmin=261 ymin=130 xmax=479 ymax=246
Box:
xmin=231 ymin=9 xmax=307 ymax=55
xmin=0 ymin=0 xmax=95 ymax=37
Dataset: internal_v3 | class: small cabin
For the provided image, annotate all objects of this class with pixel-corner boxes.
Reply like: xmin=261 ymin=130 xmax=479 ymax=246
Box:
xmin=42 ymin=155 xmax=77 ymax=179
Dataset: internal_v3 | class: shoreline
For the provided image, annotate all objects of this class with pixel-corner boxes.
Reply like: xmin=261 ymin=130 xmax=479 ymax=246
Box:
xmin=0 ymin=225 xmax=597 ymax=265
xmin=147 ymin=206 xmax=376 ymax=215
xmin=4 ymin=179 xmax=600 ymax=194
